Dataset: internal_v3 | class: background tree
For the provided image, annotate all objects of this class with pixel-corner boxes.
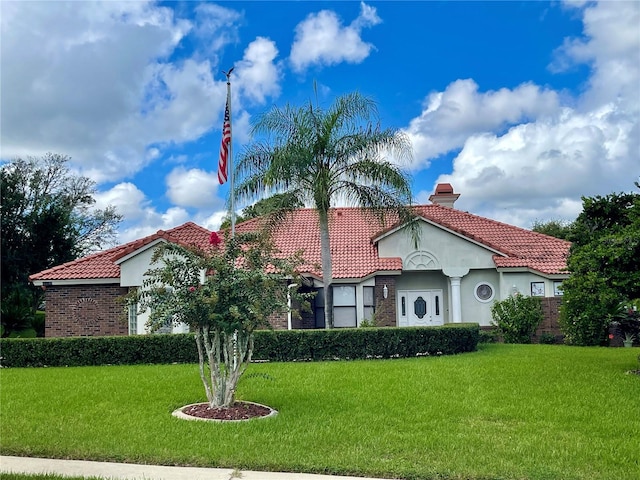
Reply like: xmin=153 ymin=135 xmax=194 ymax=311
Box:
xmin=531 ymin=219 xmax=573 ymax=240
xmin=236 ymin=91 xmax=416 ymax=328
xmin=559 ymin=189 xmax=640 ymax=345
xmin=1 ymin=153 xmax=122 ymax=336
xmin=220 ymin=193 xmax=303 ymax=229
xmin=134 ymin=231 xmax=305 ymax=408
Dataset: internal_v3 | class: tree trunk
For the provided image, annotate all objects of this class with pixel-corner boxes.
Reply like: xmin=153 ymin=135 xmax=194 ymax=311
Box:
xmin=195 ymin=326 xmax=253 ymax=408
xmin=319 ymin=213 xmax=334 ymax=329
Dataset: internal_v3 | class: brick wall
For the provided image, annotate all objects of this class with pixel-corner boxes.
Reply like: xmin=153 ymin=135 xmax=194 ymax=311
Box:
xmin=533 ymin=297 xmax=563 ymax=342
xmin=44 ymin=284 xmax=129 ymax=337
xmin=481 ymin=296 xmax=564 ymax=343
xmin=269 ymin=311 xmax=288 ymax=330
xmin=374 ymin=276 xmax=397 ymax=327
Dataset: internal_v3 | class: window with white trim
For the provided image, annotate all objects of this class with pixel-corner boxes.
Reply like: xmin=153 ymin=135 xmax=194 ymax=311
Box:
xmin=333 ymin=285 xmax=356 ymax=327
xmin=128 ymin=302 xmax=138 ymax=335
xmin=474 ymin=282 xmax=495 ymax=303
xmin=363 ymin=286 xmax=375 ymax=321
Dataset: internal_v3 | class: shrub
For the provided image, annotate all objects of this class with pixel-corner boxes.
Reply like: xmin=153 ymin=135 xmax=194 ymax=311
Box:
xmin=1 ymin=286 xmax=34 ymax=337
xmin=0 ymin=334 xmax=198 ymax=368
xmin=538 ymin=332 xmax=556 ymax=344
xmin=491 ymin=294 xmax=543 ymax=344
xmin=0 ymin=324 xmax=480 ymax=368
xmin=478 ymin=329 xmax=499 ymax=343
xmin=8 ymin=328 xmax=37 ymax=338
xmin=611 ymin=302 xmax=640 ymax=343
xmin=253 ymin=324 xmax=479 ymax=361
xmin=559 ymin=271 xmax=620 ymax=346
xmin=32 ymin=311 xmax=46 ymax=337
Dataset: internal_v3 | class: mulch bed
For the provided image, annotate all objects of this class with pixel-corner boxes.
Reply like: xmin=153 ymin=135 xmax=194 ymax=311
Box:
xmin=180 ymin=401 xmax=273 ymax=421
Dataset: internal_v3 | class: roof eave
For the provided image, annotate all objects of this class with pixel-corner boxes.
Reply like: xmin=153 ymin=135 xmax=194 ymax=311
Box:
xmin=113 ymin=238 xmax=168 ymax=265
xmin=31 ymin=278 xmax=122 ymax=287
xmin=496 ymin=266 xmax=570 ymax=278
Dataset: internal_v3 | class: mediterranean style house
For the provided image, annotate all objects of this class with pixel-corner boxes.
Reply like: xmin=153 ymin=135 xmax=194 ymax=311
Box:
xmin=29 ymin=184 xmax=571 ymax=337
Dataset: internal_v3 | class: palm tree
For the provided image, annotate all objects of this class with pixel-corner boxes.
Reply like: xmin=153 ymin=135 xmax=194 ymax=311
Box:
xmin=236 ymin=91 xmax=417 ymax=328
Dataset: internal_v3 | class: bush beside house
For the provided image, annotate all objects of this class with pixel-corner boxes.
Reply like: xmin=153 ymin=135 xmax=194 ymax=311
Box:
xmin=0 ymin=323 xmax=479 ymax=368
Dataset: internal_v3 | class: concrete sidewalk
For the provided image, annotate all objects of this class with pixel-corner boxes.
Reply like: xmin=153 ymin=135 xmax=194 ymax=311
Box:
xmin=0 ymin=456 xmax=396 ymax=480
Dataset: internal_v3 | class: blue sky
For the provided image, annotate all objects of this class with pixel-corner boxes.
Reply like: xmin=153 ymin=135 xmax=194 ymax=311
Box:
xmin=1 ymin=1 xmax=638 ymax=244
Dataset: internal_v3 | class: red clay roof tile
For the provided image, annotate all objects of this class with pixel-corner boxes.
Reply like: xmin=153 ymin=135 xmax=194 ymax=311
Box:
xmin=29 ymin=222 xmax=210 ymax=282
xmin=29 ymin=206 xmax=570 ymax=282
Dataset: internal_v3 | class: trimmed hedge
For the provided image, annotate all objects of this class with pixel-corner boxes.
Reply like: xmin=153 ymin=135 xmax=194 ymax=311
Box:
xmin=0 ymin=323 xmax=479 ymax=368
xmin=253 ymin=323 xmax=479 ymax=362
xmin=0 ymin=333 xmax=197 ymax=368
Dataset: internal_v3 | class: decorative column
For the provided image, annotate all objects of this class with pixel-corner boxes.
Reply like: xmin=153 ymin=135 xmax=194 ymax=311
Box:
xmin=450 ymin=276 xmax=462 ymax=323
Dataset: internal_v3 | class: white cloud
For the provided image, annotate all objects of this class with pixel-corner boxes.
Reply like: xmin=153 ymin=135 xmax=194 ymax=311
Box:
xmin=552 ymin=1 xmax=640 ymax=110
xmin=0 ymin=1 xmax=229 ymax=183
xmin=166 ymin=166 xmax=221 ymax=209
xmin=118 ymin=207 xmax=192 ymax=244
xmin=411 ymin=1 xmax=639 ymax=229
xmin=93 ymin=182 xmax=191 ymax=243
xmin=195 ymin=210 xmax=229 ymax=232
xmin=289 ymin=2 xmax=381 ymax=73
xmin=192 ymin=2 xmax=242 ymax=57
xmin=93 ymin=182 xmax=150 ymax=221
xmin=235 ymin=37 xmax=282 ymax=104
xmin=406 ymin=80 xmax=559 ymax=168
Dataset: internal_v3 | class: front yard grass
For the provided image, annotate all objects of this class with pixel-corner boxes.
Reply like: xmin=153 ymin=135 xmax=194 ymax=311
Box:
xmin=1 ymin=344 xmax=638 ymax=480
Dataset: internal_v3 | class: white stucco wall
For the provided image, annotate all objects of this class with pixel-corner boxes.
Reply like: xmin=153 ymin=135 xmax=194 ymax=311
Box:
xmin=461 ymin=269 xmax=500 ymax=326
xmin=377 ymin=220 xmax=567 ymax=327
xmin=378 ymin=221 xmax=498 ymax=270
xmin=500 ymin=272 xmax=564 ymax=298
xmin=119 ymin=244 xmax=161 ymax=287
xmin=118 ymin=241 xmax=191 ymax=335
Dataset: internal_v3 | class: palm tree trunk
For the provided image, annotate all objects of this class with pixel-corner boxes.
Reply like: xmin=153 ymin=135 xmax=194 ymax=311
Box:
xmin=319 ymin=213 xmax=334 ymax=329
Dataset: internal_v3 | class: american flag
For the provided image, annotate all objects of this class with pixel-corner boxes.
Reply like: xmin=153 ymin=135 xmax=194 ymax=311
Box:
xmin=218 ymin=93 xmax=231 ymax=185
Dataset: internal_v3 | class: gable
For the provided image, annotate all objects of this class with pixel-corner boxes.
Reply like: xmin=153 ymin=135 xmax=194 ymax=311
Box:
xmin=378 ymin=219 xmax=499 ymax=271
xmin=118 ymin=239 xmax=166 ymax=287
xmin=29 ymin=222 xmax=211 ymax=285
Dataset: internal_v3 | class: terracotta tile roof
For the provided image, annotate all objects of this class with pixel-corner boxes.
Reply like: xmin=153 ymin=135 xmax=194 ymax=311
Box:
xmin=29 ymin=222 xmax=210 ymax=282
xmin=29 ymin=206 xmax=570 ymax=283
xmin=237 ymin=204 xmax=570 ymax=278
xmin=411 ymin=205 xmax=571 ymax=275
xmin=235 ymin=209 xmax=404 ymax=279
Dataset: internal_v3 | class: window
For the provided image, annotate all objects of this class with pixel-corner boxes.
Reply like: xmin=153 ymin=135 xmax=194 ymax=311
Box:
xmin=553 ymin=281 xmax=564 ymax=296
xmin=414 ymin=296 xmax=427 ymax=318
xmin=531 ymin=282 xmax=545 ymax=297
xmin=474 ymin=282 xmax=495 ymax=303
xmin=333 ymin=285 xmax=356 ymax=327
xmin=128 ymin=303 xmax=137 ymax=335
xmin=363 ymin=286 xmax=375 ymax=321
xmin=314 ymin=288 xmax=325 ymax=328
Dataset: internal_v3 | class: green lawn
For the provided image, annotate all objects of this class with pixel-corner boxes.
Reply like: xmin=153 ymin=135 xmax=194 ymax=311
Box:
xmin=1 ymin=344 xmax=639 ymax=480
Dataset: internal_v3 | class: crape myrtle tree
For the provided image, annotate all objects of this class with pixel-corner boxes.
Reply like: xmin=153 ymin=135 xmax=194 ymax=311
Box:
xmin=236 ymin=90 xmax=418 ymax=328
xmin=1 ymin=153 xmax=121 ymax=336
xmin=134 ymin=231 xmax=306 ymax=408
xmin=559 ymin=188 xmax=640 ymax=345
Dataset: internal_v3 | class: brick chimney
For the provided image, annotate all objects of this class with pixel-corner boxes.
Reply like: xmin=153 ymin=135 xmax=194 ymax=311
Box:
xmin=429 ymin=183 xmax=460 ymax=208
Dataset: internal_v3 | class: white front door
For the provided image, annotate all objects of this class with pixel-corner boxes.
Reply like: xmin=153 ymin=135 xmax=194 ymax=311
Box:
xmin=397 ymin=290 xmax=444 ymax=327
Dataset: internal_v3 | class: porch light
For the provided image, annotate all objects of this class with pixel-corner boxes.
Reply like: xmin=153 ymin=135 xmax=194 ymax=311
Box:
xmin=383 ymin=285 xmax=388 ymax=299
xmin=511 ymin=285 xmax=519 ymax=295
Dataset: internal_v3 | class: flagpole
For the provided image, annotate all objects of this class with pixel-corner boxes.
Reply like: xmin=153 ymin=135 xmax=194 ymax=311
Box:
xmin=222 ymin=68 xmax=235 ymax=238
